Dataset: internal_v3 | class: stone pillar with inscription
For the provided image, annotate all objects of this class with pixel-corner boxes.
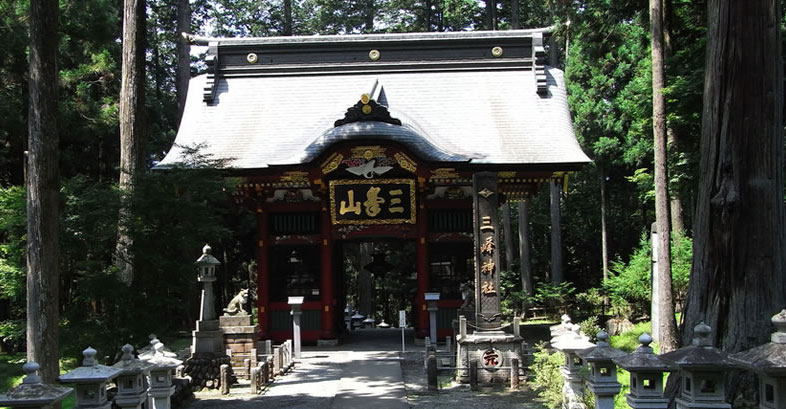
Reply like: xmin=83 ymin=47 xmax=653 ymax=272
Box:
xmin=455 ymin=172 xmax=524 ymax=385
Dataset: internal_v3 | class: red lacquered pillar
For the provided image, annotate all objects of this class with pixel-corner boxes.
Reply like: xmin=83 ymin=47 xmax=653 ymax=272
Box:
xmin=320 ymin=205 xmax=335 ymax=339
xmin=256 ymin=206 xmax=270 ymax=339
xmin=416 ymin=194 xmax=429 ymax=338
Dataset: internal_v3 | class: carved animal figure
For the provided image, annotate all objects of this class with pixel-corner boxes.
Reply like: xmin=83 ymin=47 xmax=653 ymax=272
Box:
xmin=460 ymin=281 xmax=475 ymax=310
xmin=223 ymin=289 xmax=249 ymax=316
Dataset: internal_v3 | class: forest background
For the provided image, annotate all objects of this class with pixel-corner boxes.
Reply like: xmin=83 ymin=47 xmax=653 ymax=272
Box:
xmin=0 ymin=0 xmax=743 ymax=360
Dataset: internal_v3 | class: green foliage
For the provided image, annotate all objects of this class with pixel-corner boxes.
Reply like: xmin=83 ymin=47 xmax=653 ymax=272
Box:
xmin=574 ymin=288 xmax=604 ymax=316
xmin=603 ymin=233 xmax=692 ymax=319
xmin=527 ymin=281 xmax=576 ymax=310
xmin=530 ymin=342 xmax=565 ymax=409
xmin=609 ymin=321 xmax=653 ymax=353
xmin=0 ymin=353 xmax=25 ymax=393
xmin=578 ymin=316 xmax=601 ymax=342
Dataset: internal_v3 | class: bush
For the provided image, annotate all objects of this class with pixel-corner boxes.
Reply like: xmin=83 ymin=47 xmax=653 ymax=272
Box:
xmin=578 ymin=316 xmax=602 ymax=342
xmin=531 ymin=342 xmax=565 ymax=408
xmin=603 ymin=233 xmax=692 ymax=319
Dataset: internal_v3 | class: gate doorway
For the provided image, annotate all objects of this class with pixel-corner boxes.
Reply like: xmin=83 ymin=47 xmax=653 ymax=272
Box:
xmin=335 ymin=240 xmax=417 ymax=340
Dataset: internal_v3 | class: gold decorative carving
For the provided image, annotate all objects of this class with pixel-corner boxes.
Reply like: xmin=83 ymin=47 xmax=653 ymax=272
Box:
xmin=431 ymin=168 xmax=459 ymax=179
xmin=281 ymin=171 xmax=310 ymax=183
xmin=246 ymin=53 xmax=258 ymax=64
xmin=478 ymin=188 xmax=495 ymax=198
xmin=321 ymin=153 xmax=343 ymax=174
xmin=497 ymin=171 xmax=516 ymax=178
xmin=350 ymin=146 xmax=387 ymax=160
xmin=394 ymin=152 xmax=417 ymax=173
xmin=369 ymin=49 xmax=381 ymax=61
xmin=491 ymin=46 xmax=504 ymax=57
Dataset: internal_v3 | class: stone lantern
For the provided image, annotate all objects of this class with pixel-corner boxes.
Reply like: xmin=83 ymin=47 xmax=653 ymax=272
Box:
xmin=0 ymin=362 xmax=72 ymax=409
xmin=111 ymin=344 xmax=150 ymax=409
xmin=191 ymin=244 xmax=224 ymax=356
xmin=577 ymin=331 xmax=626 ymax=409
xmin=552 ymin=323 xmax=595 ymax=409
xmin=59 ymin=346 xmax=122 ymax=409
xmin=661 ymin=322 xmax=735 ymax=409
xmin=731 ymin=309 xmax=786 ymax=409
xmin=196 ymin=243 xmax=220 ymax=323
xmin=140 ymin=341 xmax=183 ymax=409
xmin=613 ymin=333 xmax=676 ymax=409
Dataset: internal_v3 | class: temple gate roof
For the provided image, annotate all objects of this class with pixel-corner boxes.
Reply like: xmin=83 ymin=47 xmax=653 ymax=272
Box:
xmin=158 ymin=29 xmax=590 ymax=170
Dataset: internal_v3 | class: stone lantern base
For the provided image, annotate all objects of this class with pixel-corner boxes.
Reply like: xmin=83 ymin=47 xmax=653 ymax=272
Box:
xmin=456 ymin=330 xmax=523 ymax=384
xmin=183 ymin=353 xmax=235 ymax=390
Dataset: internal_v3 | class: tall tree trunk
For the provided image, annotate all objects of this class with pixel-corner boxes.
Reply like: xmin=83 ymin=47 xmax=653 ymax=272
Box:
xmin=518 ymin=201 xmax=533 ymax=299
xmin=486 ymin=0 xmax=496 ymax=30
xmin=511 ymin=0 xmax=520 ymax=29
xmin=283 ymin=0 xmax=293 ymax=35
xmin=650 ymin=0 xmax=678 ymax=353
xmin=599 ymin=167 xmax=609 ymax=280
xmin=363 ymin=0 xmax=374 ymax=32
xmin=176 ymin=0 xmax=190 ymax=123
xmin=683 ymin=0 xmax=785 ymax=353
xmin=425 ymin=0 xmax=432 ymax=31
xmin=27 ymin=0 xmax=60 ymax=383
xmin=550 ymin=179 xmax=562 ymax=283
xmin=116 ymin=0 xmax=146 ymax=286
xmin=663 ymin=0 xmax=685 ymax=235
xmin=502 ymin=203 xmax=514 ymax=272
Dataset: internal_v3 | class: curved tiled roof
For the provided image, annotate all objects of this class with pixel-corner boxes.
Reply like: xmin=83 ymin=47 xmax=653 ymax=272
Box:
xmin=158 ymin=30 xmax=590 ymax=170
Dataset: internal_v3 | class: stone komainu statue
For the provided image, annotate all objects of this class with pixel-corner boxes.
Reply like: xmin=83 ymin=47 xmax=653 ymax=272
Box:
xmin=223 ymin=288 xmax=249 ymax=316
xmin=460 ymin=281 xmax=475 ymax=310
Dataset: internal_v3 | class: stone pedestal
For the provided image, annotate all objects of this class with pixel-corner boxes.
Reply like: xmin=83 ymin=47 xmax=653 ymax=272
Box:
xmin=457 ymin=330 xmax=523 ymax=384
xmin=192 ymin=319 xmax=223 ymax=355
xmin=220 ymin=314 xmax=259 ymax=379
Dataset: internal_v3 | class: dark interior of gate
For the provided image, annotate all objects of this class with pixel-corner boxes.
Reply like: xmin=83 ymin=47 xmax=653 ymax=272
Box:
xmin=158 ymin=29 xmax=591 ymax=344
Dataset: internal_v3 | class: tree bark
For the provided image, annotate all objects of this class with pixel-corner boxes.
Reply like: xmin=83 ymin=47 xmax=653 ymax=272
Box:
xmin=176 ymin=0 xmax=191 ymax=123
xmin=518 ymin=201 xmax=533 ymax=299
xmin=502 ymin=203 xmax=514 ymax=272
xmin=486 ymin=0 xmax=497 ymax=30
xmin=116 ymin=0 xmax=146 ymax=286
xmin=650 ymin=0 xmax=678 ymax=353
xmin=283 ymin=0 xmax=293 ymax=35
xmin=683 ymin=0 xmax=785 ymax=353
xmin=599 ymin=167 xmax=609 ymax=280
xmin=550 ymin=179 xmax=562 ymax=283
xmin=663 ymin=0 xmax=685 ymax=235
xmin=511 ymin=0 xmax=520 ymax=29
xmin=27 ymin=0 xmax=60 ymax=383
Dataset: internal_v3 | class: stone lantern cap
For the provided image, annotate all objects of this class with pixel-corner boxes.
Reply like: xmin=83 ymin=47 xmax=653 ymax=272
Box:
xmin=59 ymin=346 xmax=123 ymax=383
xmin=578 ymin=331 xmax=627 ymax=362
xmin=661 ymin=322 xmax=736 ymax=370
xmin=139 ymin=341 xmax=183 ymax=370
xmin=613 ymin=333 xmax=677 ymax=372
xmin=0 ymin=362 xmax=73 ymax=407
xmin=550 ymin=314 xmax=573 ymax=338
xmin=552 ymin=323 xmax=595 ymax=353
xmin=195 ymin=244 xmax=221 ymax=266
xmin=731 ymin=309 xmax=786 ymax=376
xmin=111 ymin=344 xmax=152 ymax=375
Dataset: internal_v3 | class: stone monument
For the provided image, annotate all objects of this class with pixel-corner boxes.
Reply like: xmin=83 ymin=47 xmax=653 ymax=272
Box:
xmin=219 ymin=288 xmax=260 ymax=379
xmin=184 ymin=244 xmax=233 ymax=389
xmin=456 ymin=172 xmax=524 ymax=384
